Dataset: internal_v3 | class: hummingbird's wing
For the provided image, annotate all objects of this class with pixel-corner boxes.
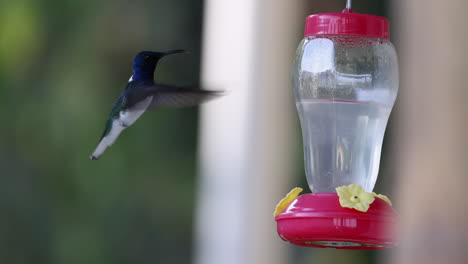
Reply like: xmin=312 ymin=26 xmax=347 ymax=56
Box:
xmin=142 ymin=84 xmax=224 ymax=109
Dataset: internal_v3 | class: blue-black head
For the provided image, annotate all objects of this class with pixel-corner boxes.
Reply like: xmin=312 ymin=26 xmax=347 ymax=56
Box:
xmin=132 ymin=50 xmax=186 ymax=81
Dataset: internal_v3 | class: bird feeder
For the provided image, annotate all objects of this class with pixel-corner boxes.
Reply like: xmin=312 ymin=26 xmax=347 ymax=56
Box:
xmin=274 ymin=1 xmax=399 ymax=249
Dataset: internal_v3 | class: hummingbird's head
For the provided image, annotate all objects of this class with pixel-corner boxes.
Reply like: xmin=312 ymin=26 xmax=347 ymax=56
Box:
xmin=132 ymin=50 xmax=186 ymax=81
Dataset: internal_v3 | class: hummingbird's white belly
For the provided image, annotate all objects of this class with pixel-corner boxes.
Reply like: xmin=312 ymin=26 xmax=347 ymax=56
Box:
xmin=90 ymin=96 xmax=153 ymax=160
xmin=119 ymin=96 xmax=153 ymax=127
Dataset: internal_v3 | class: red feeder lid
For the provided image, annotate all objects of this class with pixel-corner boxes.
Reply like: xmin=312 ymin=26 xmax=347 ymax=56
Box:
xmin=304 ymin=9 xmax=390 ymax=39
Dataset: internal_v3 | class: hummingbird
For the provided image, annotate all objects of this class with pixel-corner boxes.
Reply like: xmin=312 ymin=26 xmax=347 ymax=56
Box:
xmin=90 ymin=50 xmax=223 ymax=160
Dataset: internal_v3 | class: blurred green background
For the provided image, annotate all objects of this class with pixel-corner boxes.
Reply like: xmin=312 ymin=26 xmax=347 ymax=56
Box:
xmin=0 ymin=0 xmax=390 ymax=264
xmin=0 ymin=0 xmax=203 ymax=263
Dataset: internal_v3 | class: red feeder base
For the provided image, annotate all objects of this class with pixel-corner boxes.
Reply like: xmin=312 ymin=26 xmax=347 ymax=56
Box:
xmin=275 ymin=193 xmax=399 ymax=250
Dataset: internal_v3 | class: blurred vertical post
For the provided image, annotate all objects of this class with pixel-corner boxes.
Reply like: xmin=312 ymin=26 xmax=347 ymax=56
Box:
xmin=194 ymin=1 xmax=307 ymax=264
xmin=391 ymin=0 xmax=468 ymax=263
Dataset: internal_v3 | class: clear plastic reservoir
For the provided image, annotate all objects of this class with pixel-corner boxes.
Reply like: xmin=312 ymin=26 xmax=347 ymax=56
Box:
xmin=293 ymin=35 xmax=399 ymax=193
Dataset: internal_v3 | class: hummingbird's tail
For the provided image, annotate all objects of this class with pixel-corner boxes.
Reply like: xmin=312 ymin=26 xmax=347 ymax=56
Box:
xmin=90 ymin=120 xmax=126 ymax=160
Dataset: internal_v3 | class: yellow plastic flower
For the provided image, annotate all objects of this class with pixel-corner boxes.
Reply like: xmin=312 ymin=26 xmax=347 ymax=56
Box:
xmin=273 ymin=187 xmax=303 ymax=216
xmin=336 ymin=184 xmax=375 ymax=212
xmin=372 ymin=192 xmax=393 ymax=206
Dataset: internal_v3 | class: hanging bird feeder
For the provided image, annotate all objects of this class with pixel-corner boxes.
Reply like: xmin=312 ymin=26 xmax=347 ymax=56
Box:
xmin=274 ymin=0 xmax=399 ymax=249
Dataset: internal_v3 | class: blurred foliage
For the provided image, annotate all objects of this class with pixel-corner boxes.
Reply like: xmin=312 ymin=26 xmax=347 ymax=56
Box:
xmin=0 ymin=0 xmax=203 ymax=263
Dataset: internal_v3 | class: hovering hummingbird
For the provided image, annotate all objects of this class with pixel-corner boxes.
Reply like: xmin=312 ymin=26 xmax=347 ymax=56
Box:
xmin=90 ymin=50 xmax=223 ymax=160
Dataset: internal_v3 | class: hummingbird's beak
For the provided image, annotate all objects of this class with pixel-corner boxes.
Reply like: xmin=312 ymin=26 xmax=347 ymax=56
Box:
xmin=163 ymin=49 xmax=187 ymax=56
